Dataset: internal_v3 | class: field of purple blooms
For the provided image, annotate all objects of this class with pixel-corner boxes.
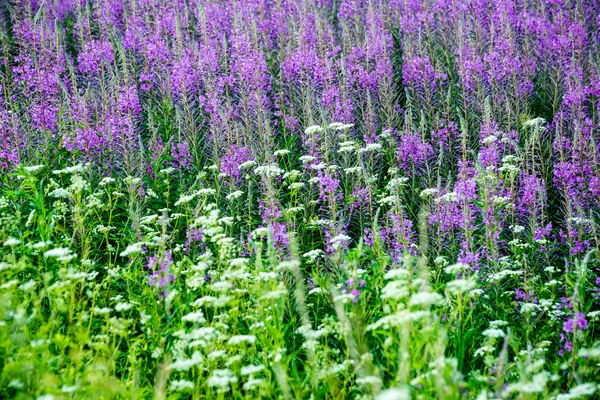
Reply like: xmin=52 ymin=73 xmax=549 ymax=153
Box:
xmin=0 ymin=0 xmax=600 ymax=398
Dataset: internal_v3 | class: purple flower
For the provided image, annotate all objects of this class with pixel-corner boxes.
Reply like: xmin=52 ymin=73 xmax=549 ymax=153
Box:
xmin=350 ymin=289 xmax=361 ymax=303
xmin=78 ymin=40 xmax=114 ymax=75
xmin=147 ymin=251 xmax=175 ymax=293
xmin=563 ymin=318 xmax=575 ymax=334
xmin=563 ymin=313 xmax=589 ymax=333
xmin=575 ymin=312 xmax=589 ymax=330
xmin=221 ymin=146 xmax=253 ymax=180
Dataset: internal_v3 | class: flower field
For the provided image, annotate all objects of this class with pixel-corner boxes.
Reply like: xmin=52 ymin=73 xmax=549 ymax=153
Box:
xmin=0 ymin=0 xmax=600 ymax=398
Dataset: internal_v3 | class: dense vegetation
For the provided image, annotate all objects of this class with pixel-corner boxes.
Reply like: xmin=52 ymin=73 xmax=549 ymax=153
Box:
xmin=0 ymin=0 xmax=599 ymax=398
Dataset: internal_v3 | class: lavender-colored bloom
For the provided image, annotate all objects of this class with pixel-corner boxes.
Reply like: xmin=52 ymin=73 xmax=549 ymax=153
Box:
xmin=147 ymin=251 xmax=175 ymax=291
xmin=221 ymin=147 xmax=254 ymax=180
xmin=575 ymin=313 xmax=589 ymax=331
xmin=563 ymin=313 xmax=589 ymax=333
xmin=78 ymin=40 xmax=114 ymax=75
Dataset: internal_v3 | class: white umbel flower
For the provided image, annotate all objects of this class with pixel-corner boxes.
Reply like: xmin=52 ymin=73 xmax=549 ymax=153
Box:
xmin=3 ymin=238 xmax=20 ymax=247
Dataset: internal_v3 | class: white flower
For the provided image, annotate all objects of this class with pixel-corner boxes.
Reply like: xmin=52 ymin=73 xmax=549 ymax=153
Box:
xmin=239 ymin=160 xmax=256 ymax=169
xmin=218 ymin=216 xmax=234 ymax=226
xmin=49 ymin=188 xmax=71 ymax=198
xmin=520 ymin=302 xmax=540 ymax=314
xmin=19 ymin=280 xmax=36 ymax=291
xmin=274 ymin=149 xmax=290 ymax=156
xmin=252 ymin=227 xmax=270 ymax=237
xmin=285 ymin=205 xmax=305 ymax=214
xmin=207 ymin=350 xmax=227 ymax=360
xmin=260 ymin=283 xmax=288 ymax=300
xmin=120 ymin=242 xmax=144 ymax=257
xmin=376 ymin=387 xmax=410 ymax=400
xmin=303 ymin=249 xmax=324 ymax=260
xmin=140 ymin=311 xmax=151 ymax=325
xmin=115 ymin=302 xmax=133 ymax=312
xmin=355 ymin=376 xmax=382 ymax=386
xmin=482 ymin=328 xmax=505 ymax=338
xmin=289 ymin=182 xmax=305 ymax=190
xmin=304 ymin=125 xmax=324 ymax=135
xmin=241 ymin=364 xmax=265 ymax=376
xmin=337 ymin=145 xmax=355 ymax=153
xmin=489 ymin=320 xmax=509 ymax=328
xmin=159 ymin=167 xmax=176 ymax=175
xmin=444 ymin=263 xmax=469 ymax=275
xmin=330 ymin=234 xmax=351 ymax=249
xmin=283 ymin=169 xmax=302 ymax=180
xmin=182 ymin=311 xmax=206 ymax=324
xmin=482 ymin=135 xmax=497 ymax=144
xmin=226 ymin=190 xmax=244 ymax=200
xmin=387 ymin=177 xmax=409 ymax=191
xmin=228 ymin=335 xmax=257 ymax=345
xmin=383 ymin=268 xmax=409 ymax=280
xmin=319 ymin=362 xmax=351 ymax=378
xmin=2 ymin=279 xmax=18 ymax=289
xmin=211 ymin=281 xmax=232 ymax=292
xmin=254 ymin=164 xmax=284 ymax=178
xmin=207 ymin=369 xmax=238 ymax=388
xmin=99 ymin=177 xmax=115 ymax=186
xmin=198 ymin=188 xmax=216 ymax=196
xmin=61 ymin=385 xmax=79 ymax=393
xmin=277 ymin=260 xmax=300 ymax=271
xmin=169 ymin=380 xmax=194 ymax=392
xmin=360 ymin=143 xmax=383 ymax=153
xmin=409 ymin=292 xmax=443 ymax=307
xmin=474 ymin=346 xmax=495 ymax=358
xmin=229 ymin=258 xmax=249 ymax=267
xmin=333 ymin=293 xmax=356 ymax=303
xmin=297 ymin=325 xmax=328 ymax=340
xmin=493 ymin=196 xmax=511 ymax=205
xmin=523 ymin=117 xmax=546 ymax=128
xmin=336 ymin=123 xmax=354 ymax=130
xmin=168 ymin=352 xmax=203 ymax=371
xmin=53 ymin=164 xmax=85 ymax=175
xmin=380 ymin=129 xmax=392 ymax=138
xmin=379 ymin=195 xmax=399 ymax=205
xmin=511 ymin=224 xmax=525 ymax=234
xmin=151 ymin=347 xmax=163 ymax=359
xmin=299 ymin=155 xmax=316 ymax=163
xmin=436 ymin=192 xmax=458 ymax=203
xmin=446 ymin=279 xmax=476 ymax=294
xmin=243 ymin=377 xmax=264 ymax=390
xmin=24 ymin=165 xmax=44 ymax=173
xmin=420 ymin=188 xmax=439 ymax=198
xmin=3 ymin=238 xmax=20 ymax=247
xmin=578 ymin=348 xmax=600 ymax=359
xmin=488 ymin=269 xmax=522 ymax=282
xmin=124 ymin=176 xmax=141 ymax=185
xmin=44 ymin=247 xmax=72 ymax=258
xmin=381 ymin=281 xmax=410 ymax=301
xmin=174 ymin=193 xmax=197 ymax=206
xmin=344 ymin=166 xmax=362 ymax=174
xmin=561 ymin=383 xmax=597 ymax=398
xmin=434 ymin=256 xmax=448 ymax=266
xmin=258 ymin=271 xmax=278 ymax=281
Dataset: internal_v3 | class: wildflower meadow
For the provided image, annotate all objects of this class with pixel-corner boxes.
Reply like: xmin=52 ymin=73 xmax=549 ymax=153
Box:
xmin=0 ymin=0 xmax=599 ymax=398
